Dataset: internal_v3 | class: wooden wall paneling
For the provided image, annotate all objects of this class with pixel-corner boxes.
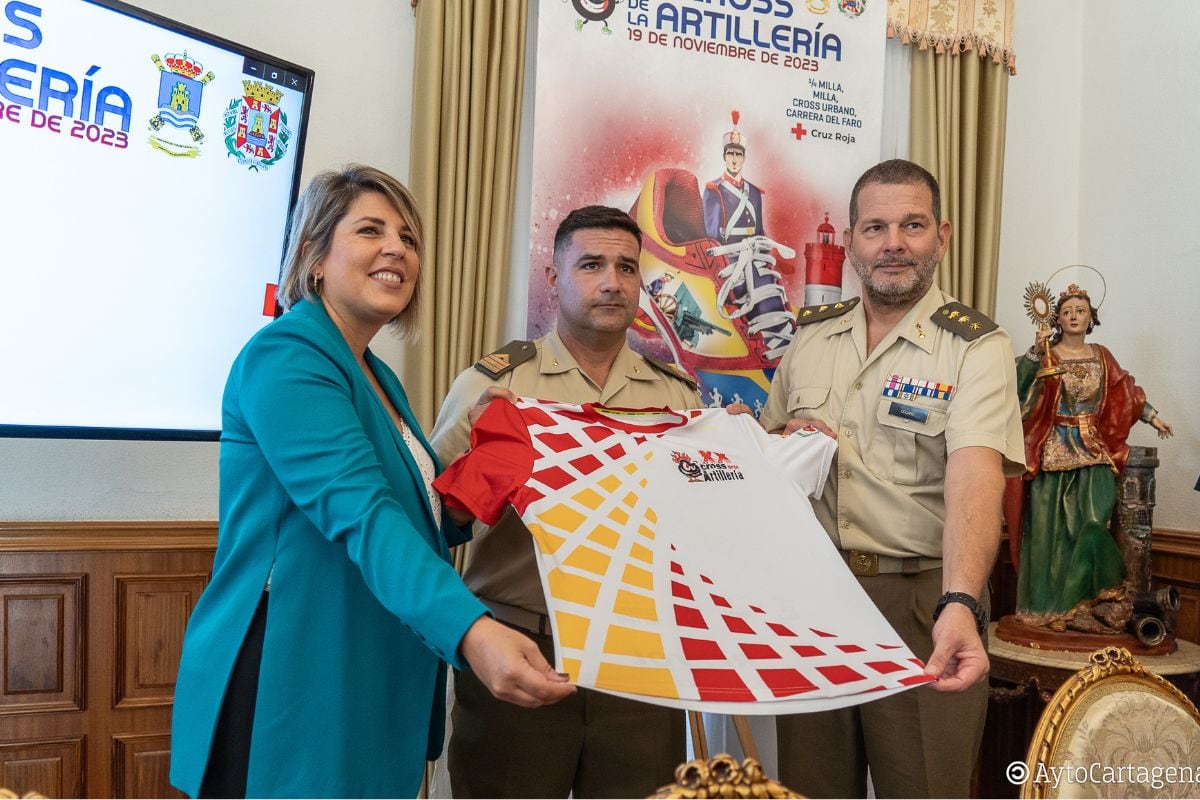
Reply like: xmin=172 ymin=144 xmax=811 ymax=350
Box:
xmin=113 ymin=575 xmax=208 ymax=710
xmin=0 ymin=737 xmax=84 ymax=798
xmin=1152 ymin=528 xmax=1200 ymax=644
xmin=0 ymin=576 xmax=85 ymax=715
xmin=112 ymin=733 xmax=184 ymax=799
xmin=0 ymin=523 xmax=216 ymax=799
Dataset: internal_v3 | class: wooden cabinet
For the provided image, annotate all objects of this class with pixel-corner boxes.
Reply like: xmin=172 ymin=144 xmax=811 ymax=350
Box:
xmin=0 ymin=523 xmax=216 ymax=799
xmin=1152 ymin=528 xmax=1200 ymax=644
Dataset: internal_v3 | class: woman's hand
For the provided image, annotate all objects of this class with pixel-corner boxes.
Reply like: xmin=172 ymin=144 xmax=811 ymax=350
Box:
xmin=459 ymin=616 xmax=576 ymax=708
xmin=1034 ymin=326 xmax=1051 ymax=350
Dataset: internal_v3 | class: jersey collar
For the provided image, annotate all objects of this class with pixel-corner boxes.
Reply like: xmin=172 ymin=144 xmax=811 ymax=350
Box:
xmin=576 ymin=403 xmax=691 ymax=433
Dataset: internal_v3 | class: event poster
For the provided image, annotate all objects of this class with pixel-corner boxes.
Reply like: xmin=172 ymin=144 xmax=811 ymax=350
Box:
xmin=529 ymin=0 xmax=887 ymax=414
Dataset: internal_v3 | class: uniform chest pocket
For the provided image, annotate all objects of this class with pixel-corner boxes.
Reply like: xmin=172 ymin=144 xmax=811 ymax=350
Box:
xmin=865 ymin=398 xmax=949 ymax=485
xmin=787 ymin=385 xmax=830 ymax=418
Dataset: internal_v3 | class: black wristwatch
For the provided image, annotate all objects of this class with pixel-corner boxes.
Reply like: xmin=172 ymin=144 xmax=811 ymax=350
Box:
xmin=933 ymin=592 xmax=988 ymax=636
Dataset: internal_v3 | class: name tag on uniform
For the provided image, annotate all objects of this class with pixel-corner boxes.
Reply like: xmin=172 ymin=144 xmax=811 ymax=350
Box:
xmin=888 ymin=402 xmax=929 ymax=424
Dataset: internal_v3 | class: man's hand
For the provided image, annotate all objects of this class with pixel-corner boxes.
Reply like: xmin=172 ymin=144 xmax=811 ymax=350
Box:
xmin=459 ymin=616 xmax=576 ymax=708
xmin=446 ymin=504 xmax=474 ymax=527
xmin=924 ymin=603 xmax=989 ymax=692
xmin=781 ymin=418 xmax=837 ymax=439
xmin=723 ymin=402 xmax=753 ymax=416
xmin=468 ymin=387 xmax=517 ymax=429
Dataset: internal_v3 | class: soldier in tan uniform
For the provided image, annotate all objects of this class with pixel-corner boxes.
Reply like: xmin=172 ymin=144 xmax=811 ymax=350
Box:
xmin=431 ymin=205 xmax=702 ymax=798
xmin=761 ymin=160 xmax=1025 ymax=798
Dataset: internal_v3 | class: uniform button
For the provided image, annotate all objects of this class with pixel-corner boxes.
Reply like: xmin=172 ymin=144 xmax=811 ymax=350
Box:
xmin=854 ymin=381 xmax=863 ymax=391
xmin=843 ymin=429 xmax=853 ymax=438
xmin=839 ymin=519 xmax=850 ymax=529
xmin=839 ymin=471 xmax=850 ymax=479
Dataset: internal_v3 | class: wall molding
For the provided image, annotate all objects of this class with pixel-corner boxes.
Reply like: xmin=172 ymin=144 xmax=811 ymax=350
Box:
xmin=0 ymin=521 xmax=1191 ymax=555
xmin=1153 ymin=527 xmax=1200 ymax=558
xmin=0 ymin=521 xmax=217 ymax=552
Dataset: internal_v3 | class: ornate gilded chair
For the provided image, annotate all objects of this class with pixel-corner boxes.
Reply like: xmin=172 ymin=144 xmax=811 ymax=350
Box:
xmin=1021 ymin=646 xmax=1200 ymax=798
xmin=648 ymin=753 xmax=801 ymax=799
xmin=648 ymin=713 xmax=802 ymax=798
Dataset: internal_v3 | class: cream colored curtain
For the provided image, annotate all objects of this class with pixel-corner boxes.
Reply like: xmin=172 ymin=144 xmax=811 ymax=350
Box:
xmin=408 ymin=9 xmax=529 ymax=791
xmin=909 ymin=49 xmax=1009 ymax=315
xmin=406 ymin=0 xmax=529 ymax=430
xmin=890 ymin=0 xmax=1016 ymax=316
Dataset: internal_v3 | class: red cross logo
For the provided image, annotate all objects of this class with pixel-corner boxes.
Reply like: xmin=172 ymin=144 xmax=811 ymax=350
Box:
xmin=791 ymin=122 xmax=808 ymax=140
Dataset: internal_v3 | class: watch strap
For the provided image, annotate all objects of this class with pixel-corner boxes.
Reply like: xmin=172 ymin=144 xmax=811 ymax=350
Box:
xmin=933 ymin=591 xmax=987 ymax=635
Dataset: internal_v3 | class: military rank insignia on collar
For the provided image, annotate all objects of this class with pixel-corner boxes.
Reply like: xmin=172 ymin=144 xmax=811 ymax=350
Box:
xmin=795 ymin=296 xmax=859 ymax=325
xmin=930 ymin=302 xmax=998 ymax=341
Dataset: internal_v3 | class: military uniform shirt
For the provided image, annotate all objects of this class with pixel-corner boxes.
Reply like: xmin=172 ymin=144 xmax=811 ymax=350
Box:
xmin=760 ymin=286 xmax=1025 ymax=559
xmin=430 ymin=329 xmax=703 ymax=616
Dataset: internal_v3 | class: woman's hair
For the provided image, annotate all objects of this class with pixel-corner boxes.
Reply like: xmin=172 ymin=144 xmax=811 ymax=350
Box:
xmin=277 ymin=164 xmax=425 ymax=336
xmin=1050 ymin=286 xmax=1100 ymax=343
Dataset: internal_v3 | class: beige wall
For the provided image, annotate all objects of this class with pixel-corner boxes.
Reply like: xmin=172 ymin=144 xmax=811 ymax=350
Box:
xmin=996 ymin=0 xmax=1199 ymax=530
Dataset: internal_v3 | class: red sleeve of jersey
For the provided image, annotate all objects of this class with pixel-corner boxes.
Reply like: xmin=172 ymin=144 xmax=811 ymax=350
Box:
xmin=432 ymin=399 xmax=536 ymax=526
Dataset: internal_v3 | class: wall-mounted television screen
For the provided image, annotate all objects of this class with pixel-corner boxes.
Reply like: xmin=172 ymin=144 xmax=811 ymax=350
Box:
xmin=0 ymin=0 xmax=313 ymax=440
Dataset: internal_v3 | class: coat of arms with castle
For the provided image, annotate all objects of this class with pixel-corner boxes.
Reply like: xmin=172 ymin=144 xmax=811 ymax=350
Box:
xmin=223 ymin=80 xmax=292 ymax=171
xmin=147 ymin=50 xmax=215 ymax=158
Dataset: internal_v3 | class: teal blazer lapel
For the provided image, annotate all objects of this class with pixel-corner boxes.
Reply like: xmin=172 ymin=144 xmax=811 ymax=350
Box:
xmin=294 ymin=300 xmax=443 ymax=547
xmin=365 ymin=349 xmax=442 ymax=543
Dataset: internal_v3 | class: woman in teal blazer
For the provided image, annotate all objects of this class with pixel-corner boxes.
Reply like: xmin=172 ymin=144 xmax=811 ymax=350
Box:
xmin=169 ymin=165 xmax=572 ymax=799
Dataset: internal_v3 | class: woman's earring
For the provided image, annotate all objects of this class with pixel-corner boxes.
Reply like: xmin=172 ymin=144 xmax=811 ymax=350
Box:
xmin=312 ymin=273 xmax=322 ymax=293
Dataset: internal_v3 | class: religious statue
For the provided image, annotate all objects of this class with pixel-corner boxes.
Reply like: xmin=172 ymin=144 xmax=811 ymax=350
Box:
xmin=1005 ymin=282 xmax=1173 ymax=636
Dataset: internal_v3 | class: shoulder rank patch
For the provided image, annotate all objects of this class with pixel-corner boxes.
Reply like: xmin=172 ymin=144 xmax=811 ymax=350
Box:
xmin=642 ymin=354 xmax=699 ymax=390
xmin=474 ymin=340 xmax=536 ymax=379
xmin=930 ymin=302 xmax=998 ymax=341
xmin=795 ymin=296 xmax=860 ymax=325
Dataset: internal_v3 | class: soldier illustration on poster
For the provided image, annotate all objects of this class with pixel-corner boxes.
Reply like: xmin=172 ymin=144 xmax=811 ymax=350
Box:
xmin=701 ymin=112 xmax=797 ymax=367
xmin=703 ymin=111 xmax=763 ymax=245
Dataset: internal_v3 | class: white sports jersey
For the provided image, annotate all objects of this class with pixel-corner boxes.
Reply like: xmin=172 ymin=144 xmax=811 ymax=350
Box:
xmin=434 ymin=399 xmax=933 ymax=713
